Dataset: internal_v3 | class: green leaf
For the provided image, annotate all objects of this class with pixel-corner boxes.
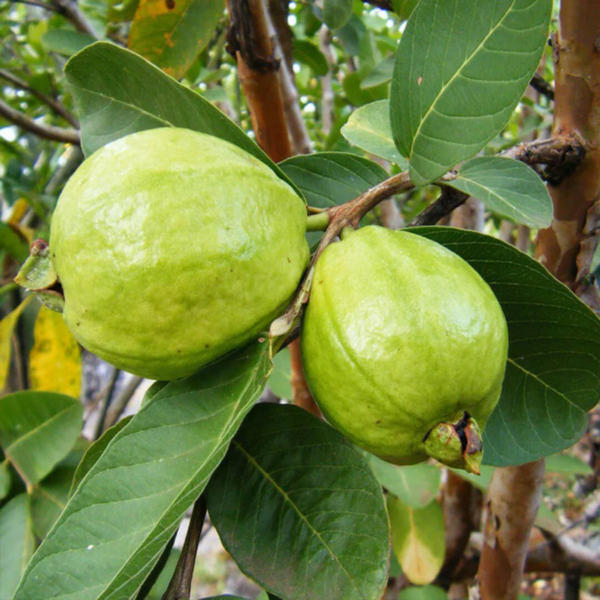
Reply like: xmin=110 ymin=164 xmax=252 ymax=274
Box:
xmin=108 ymin=0 xmax=140 ymax=21
xmin=323 ymin=0 xmax=353 ymax=29
xmin=268 ymin=346 xmax=292 ymax=400
xmin=534 ymin=502 xmax=561 ymax=535
xmin=0 ymin=392 xmax=83 ymax=486
xmin=69 ymin=416 xmax=132 ymax=498
xmin=0 ymin=494 xmax=35 ymax=600
xmin=0 ymin=223 xmax=28 ymax=262
xmin=342 ymin=101 xmax=408 ymax=167
xmin=14 ymin=340 xmax=271 ymax=600
xmin=388 ymin=496 xmax=445 ymax=585
xmin=448 ymin=157 xmax=553 ymax=229
xmin=367 ymin=455 xmax=440 ymax=508
xmin=78 ymin=0 xmax=108 ymax=37
xmin=391 ymin=0 xmax=552 ymax=185
xmin=337 ymin=14 xmax=366 ymax=56
xmin=390 ymin=0 xmax=419 ymax=20
xmin=410 ymin=227 xmax=600 ymax=466
xmin=545 ymin=452 xmax=593 ymax=475
xmin=361 ymin=54 xmax=395 ymax=89
xmin=31 ymin=466 xmax=75 ymax=539
xmin=206 ymin=403 xmax=390 ymax=600
xmin=128 ymin=0 xmax=225 ymax=80
xmin=279 ymin=152 xmax=387 ymax=209
xmin=64 ymin=42 xmax=300 ymax=197
xmin=343 ymin=72 xmax=388 ymax=107
xmin=292 ymin=39 xmax=329 ymax=76
xmin=398 ymin=586 xmax=448 ymax=600
xmin=0 ymin=461 xmax=11 ymax=500
xmin=41 ymin=29 xmax=96 ymax=56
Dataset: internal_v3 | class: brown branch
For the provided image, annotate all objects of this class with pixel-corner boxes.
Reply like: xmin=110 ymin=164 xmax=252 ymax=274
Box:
xmin=435 ymin=471 xmax=482 ymax=590
xmin=104 ymin=375 xmax=144 ymax=430
xmin=0 ymin=68 xmax=78 ymax=127
xmin=318 ymin=26 xmax=335 ymax=137
xmin=409 ymin=185 xmax=468 ymax=227
xmin=48 ymin=0 xmax=98 ymax=37
xmin=529 ymin=72 xmax=555 ymax=101
xmin=477 ymin=460 xmax=546 ymax=599
xmin=162 ymin=495 xmax=207 ymax=600
xmin=0 ymin=99 xmax=79 ymax=144
xmin=227 ymin=0 xmax=291 ymax=162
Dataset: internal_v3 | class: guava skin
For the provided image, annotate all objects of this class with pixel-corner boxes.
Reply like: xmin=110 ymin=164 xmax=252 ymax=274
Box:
xmin=301 ymin=226 xmax=508 ymax=466
xmin=50 ymin=128 xmax=309 ymax=380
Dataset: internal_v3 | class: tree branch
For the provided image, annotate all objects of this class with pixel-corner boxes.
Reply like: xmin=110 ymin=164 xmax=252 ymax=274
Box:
xmin=162 ymin=496 xmax=207 ymax=600
xmin=476 ymin=460 xmax=546 ymax=599
xmin=409 ymin=185 xmax=468 ymax=227
xmin=529 ymin=72 xmax=555 ymax=101
xmin=48 ymin=0 xmax=98 ymax=37
xmin=0 ymin=68 xmax=78 ymax=127
xmin=0 ymin=98 xmax=80 ymax=144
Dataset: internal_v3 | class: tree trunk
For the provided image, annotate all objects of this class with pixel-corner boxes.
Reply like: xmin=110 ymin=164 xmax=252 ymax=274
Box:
xmin=479 ymin=1 xmax=600 ymax=596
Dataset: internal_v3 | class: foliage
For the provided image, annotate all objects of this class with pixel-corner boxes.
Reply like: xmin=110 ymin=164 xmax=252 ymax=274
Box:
xmin=0 ymin=0 xmax=598 ymax=597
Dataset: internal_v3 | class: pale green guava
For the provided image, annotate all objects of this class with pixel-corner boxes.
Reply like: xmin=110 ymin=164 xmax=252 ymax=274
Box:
xmin=50 ymin=128 xmax=309 ymax=380
xmin=301 ymin=226 xmax=508 ymax=472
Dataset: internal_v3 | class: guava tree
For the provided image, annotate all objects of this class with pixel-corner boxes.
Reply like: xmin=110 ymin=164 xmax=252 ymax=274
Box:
xmin=1 ymin=0 xmax=599 ymax=599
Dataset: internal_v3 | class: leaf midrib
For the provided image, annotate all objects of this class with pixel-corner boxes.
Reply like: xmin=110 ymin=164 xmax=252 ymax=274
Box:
xmin=409 ymin=0 xmax=517 ymax=158
xmin=233 ymin=439 xmax=367 ymax=600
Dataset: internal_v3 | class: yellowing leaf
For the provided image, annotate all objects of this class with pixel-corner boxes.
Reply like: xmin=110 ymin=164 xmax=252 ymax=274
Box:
xmin=29 ymin=306 xmax=81 ymax=398
xmin=7 ymin=199 xmax=30 ymax=225
xmin=0 ymin=296 xmax=33 ymax=390
xmin=388 ymin=495 xmax=445 ymax=585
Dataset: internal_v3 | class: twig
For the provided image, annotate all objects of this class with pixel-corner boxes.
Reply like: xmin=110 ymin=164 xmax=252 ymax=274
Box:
xmin=0 ymin=68 xmax=78 ymax=127
xmin=103 ymin=375 xmax=144 ymax=430
xmin=48 ymin=0 xmax=98 ymax=37
xmin=93 ymin=368 xmax=120 ymax=440
xmin=0 ymin=99 xmax=79 ymax=144
xmin=162 ymin=496 xmax=207 ymax=600
xmin=530 ymin=72 xmax=555 ymax=101
xmin=409 ymin=185 xmax=469 ymax=227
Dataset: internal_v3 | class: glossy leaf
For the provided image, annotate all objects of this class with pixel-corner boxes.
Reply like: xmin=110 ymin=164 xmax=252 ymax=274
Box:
xmin=361 ymin=54 xmax=395 ymax=89
xmin=368 ymin=455 xmax=441 ymax=508
xmin=391 ymin=0 xmax=552 ymax=185
xmin=31 ymin=466 xmax=75 ymax=539
xmin=29 ymin=306 xmax=81 ymax=398
xmin=64 ymin=42 xmax=299 ymax=195
xmin=0 ymin=295 xmax=32 ymax=390
xmin=323 ymin=0 xmax=353 ymax=29
xmin=292 ymin=39 xmax=329 ymax=76
xmin=0 ymin=494 xmax=35 ymax=600
xmin=411 ymin=227 xmax=600 ymax=466
xmin=279 ymin=152 xmax=387 ymax=209
xmin=448 ymin=157 xmax=553 ymax=228
xmin=342 ymin=101 xmax=408 ymax=167
xmin=0 ymin=391 xmax=82 ymax=486
xmin=69 ymin=417 xmax=132 ymax=498
xmin=128 ymin=0 xmax=224 ymax=80
xmin=206 ymin=403 xmax=390 ymax=600
xmin=41 ymin=29 xmax=95 ymax=56
xmin=398 ymin=585 xmax=447 ymax=600
xmin=14 ymin=340 xmax=271 ymax=600
xmin=388 ymin=496 xmax=445 ymax=585
xmin=268 ymin=346 xmax=292 ymax=400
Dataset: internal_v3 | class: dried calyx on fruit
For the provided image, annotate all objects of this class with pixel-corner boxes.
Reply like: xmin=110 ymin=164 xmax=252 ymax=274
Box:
xmin=16 ymin=128 xmax=309 ymax=381
xmin=301 ymin=226 xmax=508 ymax=473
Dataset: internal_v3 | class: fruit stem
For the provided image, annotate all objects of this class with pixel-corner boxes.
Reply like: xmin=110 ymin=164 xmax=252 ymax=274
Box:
xmin=423 ymin=412 xmax=483 ymax=474
xmin=306 ymin=211 xmax=330 ymax=232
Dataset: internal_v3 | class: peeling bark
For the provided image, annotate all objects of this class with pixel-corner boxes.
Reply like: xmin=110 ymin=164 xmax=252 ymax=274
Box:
xmin=477 ymin=461 xmax=546 ymax=599
xmin=535 ymin=0 xmax=600 ymax=312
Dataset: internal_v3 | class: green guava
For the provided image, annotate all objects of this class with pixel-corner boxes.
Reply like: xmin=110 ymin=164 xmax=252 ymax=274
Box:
xmin=49 ymin=128 xmax=309 ymax=380
xmin=301 ymin=226 xmax=508 ymax=472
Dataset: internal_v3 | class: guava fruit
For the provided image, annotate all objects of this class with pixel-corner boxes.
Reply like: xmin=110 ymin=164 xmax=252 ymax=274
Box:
xmin=301 ymin=226 xmax=508 ymax=473
xmin=47 ymin=128 xmax=309 ymax=380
